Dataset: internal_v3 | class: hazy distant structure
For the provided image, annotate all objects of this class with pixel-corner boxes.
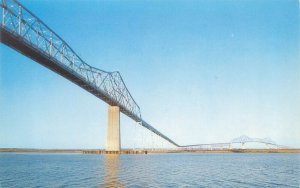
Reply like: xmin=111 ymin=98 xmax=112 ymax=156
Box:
xmin=180 ymin=135 xmax=288 ymax=150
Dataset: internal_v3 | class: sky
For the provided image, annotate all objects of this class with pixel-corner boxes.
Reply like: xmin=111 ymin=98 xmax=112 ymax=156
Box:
xmin=0 ymin=0 xmax=299 ymax=149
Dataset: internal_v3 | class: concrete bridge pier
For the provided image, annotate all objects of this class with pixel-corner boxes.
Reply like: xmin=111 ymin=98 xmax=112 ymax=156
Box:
xmin=106 ymin=105 xmax=121 ymax=153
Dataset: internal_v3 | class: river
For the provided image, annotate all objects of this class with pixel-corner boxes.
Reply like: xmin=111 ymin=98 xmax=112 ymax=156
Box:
xmin=0 ymin=152 xmax=299 ymax=187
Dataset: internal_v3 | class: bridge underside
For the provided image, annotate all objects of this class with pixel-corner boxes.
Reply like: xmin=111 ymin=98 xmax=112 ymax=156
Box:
xmin=1 ymin=28 xmax=120 ymax=109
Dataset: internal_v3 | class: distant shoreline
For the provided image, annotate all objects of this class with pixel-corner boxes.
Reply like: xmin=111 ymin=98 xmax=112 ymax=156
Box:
xmin=1 ymin=148 xmax=299 ymax=154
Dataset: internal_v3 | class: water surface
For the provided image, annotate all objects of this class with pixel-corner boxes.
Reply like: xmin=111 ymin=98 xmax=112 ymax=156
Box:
xmin=0 ymin=153 xmax=299 ymax=187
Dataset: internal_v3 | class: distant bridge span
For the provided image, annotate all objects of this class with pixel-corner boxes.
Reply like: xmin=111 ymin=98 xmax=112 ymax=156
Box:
xmin=0 ymin=0 xmax=179 ymax=149
xmin=180 ymin=135 xmax=285 ymax=149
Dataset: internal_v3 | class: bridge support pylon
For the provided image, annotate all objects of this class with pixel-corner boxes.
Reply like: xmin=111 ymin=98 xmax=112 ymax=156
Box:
xmin=106 ymin=105 xmax=121 ymax=153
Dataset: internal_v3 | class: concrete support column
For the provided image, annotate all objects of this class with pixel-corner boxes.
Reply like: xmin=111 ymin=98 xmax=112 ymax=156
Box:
xmin=106 ymin=105 xmax=121 ymax=152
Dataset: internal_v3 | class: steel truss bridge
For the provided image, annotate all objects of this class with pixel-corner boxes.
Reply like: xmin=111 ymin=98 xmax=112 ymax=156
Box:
xmin=0 ymin=0 xmax=289 ymax=151
xmin=180 ymin=135 xmax=288 ymax=150
xmin=0 ymin=0 xmax=179 ymax=147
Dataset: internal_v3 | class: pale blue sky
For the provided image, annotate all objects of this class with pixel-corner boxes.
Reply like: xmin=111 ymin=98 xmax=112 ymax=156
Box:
xmin=0 ymin=0 xmax=299 ymax=149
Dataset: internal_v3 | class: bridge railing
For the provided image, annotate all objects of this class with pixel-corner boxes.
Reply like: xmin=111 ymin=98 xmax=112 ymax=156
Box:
xmin=1 ymin=0 xmax=141 ymax=120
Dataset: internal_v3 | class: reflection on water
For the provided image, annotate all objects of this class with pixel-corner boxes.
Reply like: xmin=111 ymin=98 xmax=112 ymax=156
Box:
xmin=102 ymin=155 xmax=123 ymax=188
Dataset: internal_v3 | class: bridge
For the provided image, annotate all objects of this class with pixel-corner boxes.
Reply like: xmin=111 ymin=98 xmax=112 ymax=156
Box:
xmin=0 ymin=0 xmax=179 ymax=152
xmin=1 ymin=0 xmax=290 ymax=152
xmin=180 ymin=135 xmax=288 ymax=150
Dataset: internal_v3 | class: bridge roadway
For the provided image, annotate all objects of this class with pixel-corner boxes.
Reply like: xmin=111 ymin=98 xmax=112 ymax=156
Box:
xmin=0 ymin=0 xmax=179 ymax=147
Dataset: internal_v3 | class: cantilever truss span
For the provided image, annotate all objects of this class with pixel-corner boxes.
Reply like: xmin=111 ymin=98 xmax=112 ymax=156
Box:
xmin=180 ymin=135 xmax=283 ymax=149
xmin=0 ymin=0 xmax=179 ymax=147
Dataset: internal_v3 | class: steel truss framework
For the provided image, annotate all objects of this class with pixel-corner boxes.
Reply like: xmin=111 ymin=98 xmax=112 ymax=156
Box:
xmin=230 ymin=135 xmax=277 ymax=145
xmin=0 ymin=0 xmax=179 ymax=147
xmin=180 ymin=135 xmax=285 ymax=150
